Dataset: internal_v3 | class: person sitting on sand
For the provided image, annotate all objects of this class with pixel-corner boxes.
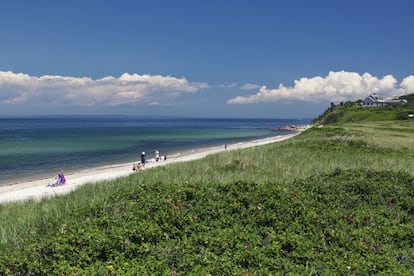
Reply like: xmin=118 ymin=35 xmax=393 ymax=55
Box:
xmin=132 ymin=162 xmax=144 ymax=171
xmin=59 ymin=170 xmax=66 ymax=185
xmin=48 ymin=174 xmax=61 ymax=187
xmin=48 ymin=175 xmax=59 ymax=187
xmin=47 ymin=170 xmax=66 ymax=187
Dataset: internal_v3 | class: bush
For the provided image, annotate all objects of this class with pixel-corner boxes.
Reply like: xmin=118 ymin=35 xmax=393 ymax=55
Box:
xmin=1 ymin=169 xmax=414 ymax=274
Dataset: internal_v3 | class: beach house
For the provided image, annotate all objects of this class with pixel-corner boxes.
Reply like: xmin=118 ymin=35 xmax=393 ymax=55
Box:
xmin=362 ymin=93 xmax=407 ymax=106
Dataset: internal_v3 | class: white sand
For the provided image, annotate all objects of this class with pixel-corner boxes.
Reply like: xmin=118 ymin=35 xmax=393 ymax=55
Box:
xmin=0 ymin=132 xmax=302 ymax=204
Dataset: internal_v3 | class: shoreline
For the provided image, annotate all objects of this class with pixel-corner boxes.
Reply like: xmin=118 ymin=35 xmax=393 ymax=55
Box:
xmin=0 ymin=131 xmax=305 ymax=204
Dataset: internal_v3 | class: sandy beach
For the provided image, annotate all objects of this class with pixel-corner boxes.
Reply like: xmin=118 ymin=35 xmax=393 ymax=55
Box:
xmin=0 ymin=132 xmax=303 ymax=204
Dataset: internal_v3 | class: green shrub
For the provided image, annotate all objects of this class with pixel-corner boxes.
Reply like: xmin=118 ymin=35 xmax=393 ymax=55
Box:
xmin=1 ymin=169 xmax=414 ymax=274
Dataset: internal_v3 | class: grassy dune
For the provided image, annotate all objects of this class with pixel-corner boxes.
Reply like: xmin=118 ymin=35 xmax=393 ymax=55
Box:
xmin=1 ymin=120 xmax=414 ymax=274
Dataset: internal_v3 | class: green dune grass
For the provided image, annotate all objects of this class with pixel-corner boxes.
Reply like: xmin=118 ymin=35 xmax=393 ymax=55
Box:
xmin=1 ymin=119 xmax=414 ymax=274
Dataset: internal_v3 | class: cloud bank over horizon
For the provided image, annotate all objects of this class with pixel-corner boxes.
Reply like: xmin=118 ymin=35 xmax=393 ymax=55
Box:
xmin=0 ymin=71 xmax=208 ymax=106
xmin=230 ymin=71 xmax=414 ymax=104
xmin=2 ymin=70 xmax=414 ymax=113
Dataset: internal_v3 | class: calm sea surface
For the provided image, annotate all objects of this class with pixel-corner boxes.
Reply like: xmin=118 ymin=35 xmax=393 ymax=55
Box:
xmin=0 ymin=117 xmax=310 ymax=184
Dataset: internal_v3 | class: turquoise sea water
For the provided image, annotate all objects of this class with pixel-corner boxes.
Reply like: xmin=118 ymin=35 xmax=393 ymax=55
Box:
xmin=0 ymin=117 xmax=310 ymax=184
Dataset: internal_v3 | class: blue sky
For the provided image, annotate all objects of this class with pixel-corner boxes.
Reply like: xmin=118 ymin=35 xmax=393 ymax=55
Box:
xmin=1 ymin=0 xmax=413 ymax=118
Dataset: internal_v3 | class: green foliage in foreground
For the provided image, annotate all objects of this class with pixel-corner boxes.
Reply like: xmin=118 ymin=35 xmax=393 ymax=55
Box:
xmin=1 ymin=121 xmax=414 ymax=274
xmin=1 ymin=169 xmax=414 ymax=274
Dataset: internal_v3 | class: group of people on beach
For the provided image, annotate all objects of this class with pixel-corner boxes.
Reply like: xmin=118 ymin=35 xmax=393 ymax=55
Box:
xmin=132 ymin=150 xmax=167 ymax=171
xmin=47 ymin=170 xmax=66 ymax=187
xmin=47 ymin=148 xmax=171 ymax=186
xmin=47 ymin=149 xmax=168 ymax=187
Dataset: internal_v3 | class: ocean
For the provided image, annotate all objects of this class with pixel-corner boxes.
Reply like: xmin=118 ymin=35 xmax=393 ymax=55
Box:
xmin=0 ymin=116 xmax=310 ymax=184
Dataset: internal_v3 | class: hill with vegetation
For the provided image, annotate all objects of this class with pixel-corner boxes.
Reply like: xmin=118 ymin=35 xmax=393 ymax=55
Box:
xmin=1 ymin=107 xmax=414 ymax=274
xmin=312 ymin=93 xmax=414 ymax=125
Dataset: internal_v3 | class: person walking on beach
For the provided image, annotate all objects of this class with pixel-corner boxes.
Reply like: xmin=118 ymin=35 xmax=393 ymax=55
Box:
xmin=155 ymin=150 xmax=160 ymax=162
xmin=141 ymin=151 xmax=146 ymax=168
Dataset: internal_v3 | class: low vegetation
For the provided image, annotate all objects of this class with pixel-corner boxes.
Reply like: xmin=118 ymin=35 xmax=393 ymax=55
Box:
xmin=312 ymin=94 xmax=414 ymax=125
xmin=1 ymin=101 xmax=414 ymax=274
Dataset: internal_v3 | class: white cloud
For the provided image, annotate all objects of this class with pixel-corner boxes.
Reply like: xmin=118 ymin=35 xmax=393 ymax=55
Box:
xmin=0 ymin=71 xmax=209 ymax=106
xmin=227 ymin=71 xmax=411 ymax=104
xmin=240 ymin=83 xmax=261 ymax=90
xmin=401 ymin=75 xmax=414 ymax=93
xmin=218 ymin=82 xmax=238 ymax=89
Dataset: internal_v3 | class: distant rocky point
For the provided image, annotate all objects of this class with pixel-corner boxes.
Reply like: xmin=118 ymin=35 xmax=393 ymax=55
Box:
xmin=256 ymin=125 xmax=309 ymax=132
xmin=276 ymin=125 xmax=309 ymax=131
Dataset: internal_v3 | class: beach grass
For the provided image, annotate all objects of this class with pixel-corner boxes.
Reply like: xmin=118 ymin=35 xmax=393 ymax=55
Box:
xmin=1 ymin=121 xmax=414 ymax=274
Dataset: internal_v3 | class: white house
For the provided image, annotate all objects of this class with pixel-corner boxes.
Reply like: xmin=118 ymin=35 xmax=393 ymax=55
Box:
xmin=362 ymin=94 xmax=407 ymax=106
